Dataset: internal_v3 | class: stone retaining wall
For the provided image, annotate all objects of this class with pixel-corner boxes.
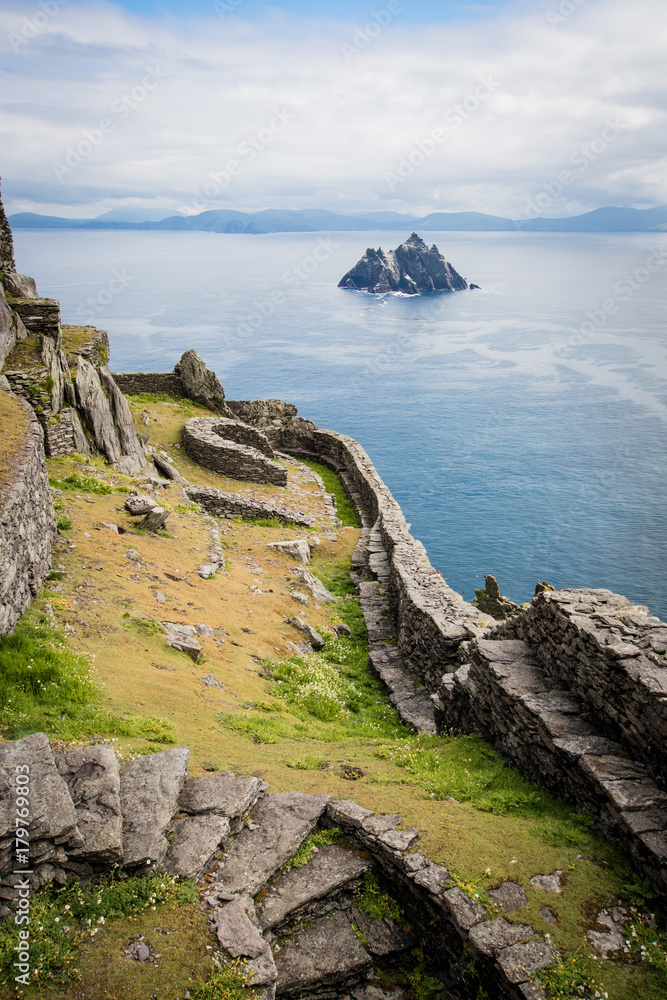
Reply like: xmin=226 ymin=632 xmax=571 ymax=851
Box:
xmin=0 ymin=734 xmax=553 ymax=1000
xmin=439 ymin=637 xmax=667 ymax=899
xmin=110 ymin=371 xmax=186 ymax=397
xmin=0 ymin=394 xmax=56 ymax=634
xmin=185 ymin=486 xmax=314 ymax=527
xmin=496 ymin=589 xmax=667 ymax=791
xmin=276 ymin=423 xmax=488 ymax=682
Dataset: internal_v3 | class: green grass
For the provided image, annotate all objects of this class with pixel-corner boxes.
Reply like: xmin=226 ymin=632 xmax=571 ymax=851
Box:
xmin=190 ymin=960 xmax=260 ymax=1000
xmin=127 ymin=393 xmax=196 ymax=416
xmin=49 ymin=473 xmax=113 ymax=495
xmin=297 ymin=457 xmax=361 ymax=528
xmin=355 ymin=869 xmax=405 ymax=924
xmin=0 ymin=608 xmax=175 ymax=743
xmin=0 ymin=873 xmax=197 ymax=991
xmin=281 ymin=827 xmax=346 ymax=870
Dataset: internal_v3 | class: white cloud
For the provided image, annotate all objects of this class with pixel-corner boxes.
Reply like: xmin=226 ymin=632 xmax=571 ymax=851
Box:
xmin=0 ymin=0 xmax=665 ymax=217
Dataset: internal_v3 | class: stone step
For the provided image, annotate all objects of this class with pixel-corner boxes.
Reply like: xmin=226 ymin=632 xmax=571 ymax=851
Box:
xmin=499 ymin=588 xmax=667 ymax=792
xmin=213 ymin=792 xmax=331 ymax=897
xmin=442 ymin=636 xmax=667 ymax=898
xmin=274 ymin=909 xmax=373 ymax=999
xmin=257 ymin=843 xmax=371 ymax=933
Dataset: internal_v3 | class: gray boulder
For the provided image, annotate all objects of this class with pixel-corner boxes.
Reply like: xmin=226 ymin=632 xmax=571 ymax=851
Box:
xmin=2 ymin=272 xmax=38 ymax=300
xmin=54 ymin=746 xmax=122 ymax=865
xmin=119 ymin=746 xmax=190 ymax=868
xmin=178 ymin=773 xmax=263 ymax=833
xmin=0 ymin=733 xmax=82 ymax=872
xmin=268 ymin=540 xmax=312 ymax=564
xmin=287 ymin=617 xmax=326 ymax=650
xmin=338 ymin=233 xmax=469 ymax=295
xmin=164 ymin=813 xmax=230 ymax=878
xmin=212 ymin=895 xmax=267 ymax=958
xmin=257 ymin=844 xmax=371 ymax=931
xmin=161 ymin=622 xmax=202 ymax=661
xmin=174 ymin=350 xmax=231 ymax=415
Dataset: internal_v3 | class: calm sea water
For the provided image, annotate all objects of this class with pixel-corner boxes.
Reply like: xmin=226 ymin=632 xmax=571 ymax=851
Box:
xmin=13 ymin=229 xmax=667 ymax=619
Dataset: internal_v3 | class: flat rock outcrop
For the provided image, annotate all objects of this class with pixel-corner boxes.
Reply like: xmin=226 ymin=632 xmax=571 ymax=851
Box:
xmin=213 ymin=791 xmax=331 ymax=897
xmin=338 ymin=233 xmax=469 ymax=295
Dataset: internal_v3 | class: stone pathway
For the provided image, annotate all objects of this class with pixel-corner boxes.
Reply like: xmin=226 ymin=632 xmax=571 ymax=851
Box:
xmin=351 ymin=518 xmax=437 ymax=735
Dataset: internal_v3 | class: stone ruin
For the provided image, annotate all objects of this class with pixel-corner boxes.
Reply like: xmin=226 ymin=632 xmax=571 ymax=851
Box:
xmin=0 ymin=733 xmax=556 ymax=1000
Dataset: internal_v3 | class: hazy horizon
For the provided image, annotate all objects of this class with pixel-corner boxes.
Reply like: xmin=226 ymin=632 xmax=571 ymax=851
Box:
xmin=1 ymin=0 xmax=665 ymax=221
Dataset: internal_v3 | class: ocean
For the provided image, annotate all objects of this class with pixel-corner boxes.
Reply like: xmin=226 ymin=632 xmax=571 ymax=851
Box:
xmin=12 ymin=228 xmax=667 ymax=619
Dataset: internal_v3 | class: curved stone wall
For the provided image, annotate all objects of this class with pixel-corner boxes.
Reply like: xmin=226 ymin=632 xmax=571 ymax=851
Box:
xmin=183 ymin=416 xmax=288 ymax=486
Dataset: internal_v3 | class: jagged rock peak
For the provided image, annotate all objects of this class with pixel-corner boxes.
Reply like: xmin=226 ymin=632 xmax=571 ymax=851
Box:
xmin=0 ymin=178 xmax=16 ymax=272
xmin=338 ymin=232 xmax=471 ymax=295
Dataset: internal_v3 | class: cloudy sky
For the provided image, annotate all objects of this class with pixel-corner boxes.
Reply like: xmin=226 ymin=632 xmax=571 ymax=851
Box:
xmin=0 ymin=0 xmax=665 ymax=219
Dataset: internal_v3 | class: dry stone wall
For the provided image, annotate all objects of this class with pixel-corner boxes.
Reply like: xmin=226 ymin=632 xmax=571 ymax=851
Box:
xmin=183 ymin=417 xmax=288 ymax=486
xmin=0 ymin=394 xmax=56 ymax=634
xmin=273 ymin=422 xmax=488 ymax=682
xmin=0 ymin=734 xmax=555 ymax=1000
xmin=496 ymin=588 xmax=667 ymax=790
xmin=110 ymin=371 xmax=186 ymax=397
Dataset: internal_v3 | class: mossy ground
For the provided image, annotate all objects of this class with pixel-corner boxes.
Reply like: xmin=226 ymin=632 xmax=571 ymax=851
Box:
xmin=0 ymin=388 xmax=28 ymax=498
xmin=0 ymin=397 xmax=665 ymax=999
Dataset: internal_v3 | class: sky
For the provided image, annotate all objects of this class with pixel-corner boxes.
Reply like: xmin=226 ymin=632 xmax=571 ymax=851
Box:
xmin=0 ymin=0 xmax=665 ymax=219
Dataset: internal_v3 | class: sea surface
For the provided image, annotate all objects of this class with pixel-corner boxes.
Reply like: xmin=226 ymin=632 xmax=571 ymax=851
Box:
xmin=12 ymin=229 xmax=667 ymax=619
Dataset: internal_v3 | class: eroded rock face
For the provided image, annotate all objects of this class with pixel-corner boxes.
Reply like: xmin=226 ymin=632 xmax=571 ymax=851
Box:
xmin=174 ymin=349 xmax=232 ymax=415
xmin=119 ymin=746 xmax=190 ymax=868
xmin=338 ymin=233 xmax=469 ymax=295
xmin=54 ymin=746 xmax=123 ymax=865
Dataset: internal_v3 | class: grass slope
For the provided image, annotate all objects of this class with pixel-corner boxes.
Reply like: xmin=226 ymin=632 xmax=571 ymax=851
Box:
xmin=0 ymin=395 xmax=665 ymax=999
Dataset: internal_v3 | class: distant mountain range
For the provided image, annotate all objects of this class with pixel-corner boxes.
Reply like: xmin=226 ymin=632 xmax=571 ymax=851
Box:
xmin=9 ymin=205 xmax=667 ymax=234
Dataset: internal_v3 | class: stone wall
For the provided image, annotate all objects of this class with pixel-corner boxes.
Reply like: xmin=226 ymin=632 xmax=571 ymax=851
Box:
xmin=0 ymin=393 xmax=56 ymax=634
xmin=183 ymin=417 xmax=288 ymax=486
xmin=496 ymin=589 xmax=667 ymax=791
xmin=0 ymin=178 xmax=15 ymax=272
xmin=275 ymin=423 xmax=487 ymax=681
xmin=0 ymin=733 xmax=554 ymax=1000
xmin=110 ymin=371 xmax=186 ymax=397
xmin=185 ymin=485 xmax=314 ymax=527
xmin=439 ymin=636 xmax=667 ymax=899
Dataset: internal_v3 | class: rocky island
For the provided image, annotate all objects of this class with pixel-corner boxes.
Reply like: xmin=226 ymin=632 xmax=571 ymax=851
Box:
xmin=1 ymin=185 xmax=667 ymax=1000
xmin=338 ymin=233 xmax=472 ymax=294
